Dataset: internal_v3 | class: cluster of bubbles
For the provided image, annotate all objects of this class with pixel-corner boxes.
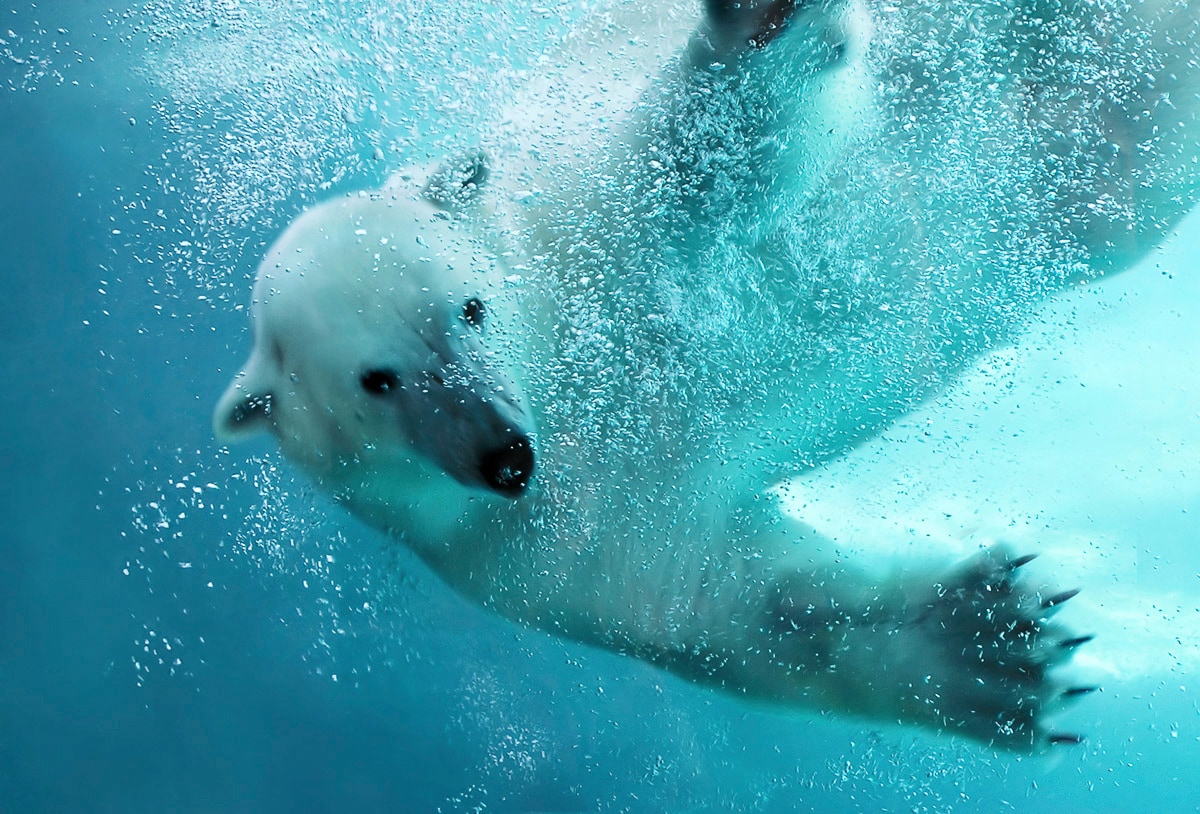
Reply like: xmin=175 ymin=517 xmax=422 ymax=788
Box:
xmin=121 ymin=447 xmax=426 ymax=689
xmin=1 ymin=10 xmax=71 ymax=92
xmin=119 ymin=0 xmax=587 ymax=294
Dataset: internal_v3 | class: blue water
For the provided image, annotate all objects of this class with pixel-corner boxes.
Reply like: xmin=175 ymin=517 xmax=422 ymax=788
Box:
xmin=3 ymin=1 xmax=1199 ymax=811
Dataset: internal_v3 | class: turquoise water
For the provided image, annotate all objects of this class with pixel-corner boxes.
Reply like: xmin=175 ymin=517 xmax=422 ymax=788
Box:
xmin=3 ymin=1 xmax=1199 ymax=811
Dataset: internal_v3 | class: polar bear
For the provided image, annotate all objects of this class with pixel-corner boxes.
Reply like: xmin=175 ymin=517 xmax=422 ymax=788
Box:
xmin=214 ymin=0 xmax=1198 ymax=751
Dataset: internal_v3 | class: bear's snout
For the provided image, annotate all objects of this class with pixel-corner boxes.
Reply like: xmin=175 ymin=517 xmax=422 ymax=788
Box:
xmin=479 ymin=436 xmax=535 ymax=498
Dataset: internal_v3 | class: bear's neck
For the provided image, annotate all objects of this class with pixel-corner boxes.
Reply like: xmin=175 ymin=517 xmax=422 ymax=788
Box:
xmin=321 ymin=462 xmax=525 ymax=596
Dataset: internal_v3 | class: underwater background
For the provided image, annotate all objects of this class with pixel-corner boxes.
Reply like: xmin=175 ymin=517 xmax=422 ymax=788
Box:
xmin=2 ymin=0 xmax=1199 ymax=811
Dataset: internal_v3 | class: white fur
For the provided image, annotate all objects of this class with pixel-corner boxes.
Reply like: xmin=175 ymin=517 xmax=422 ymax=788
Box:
xmin=216 ymin=0 xmax=1199 ymax=751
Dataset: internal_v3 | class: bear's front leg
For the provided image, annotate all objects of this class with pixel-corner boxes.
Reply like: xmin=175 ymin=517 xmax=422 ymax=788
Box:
xmin=769 ymin=547 xmax=1094 ymax=751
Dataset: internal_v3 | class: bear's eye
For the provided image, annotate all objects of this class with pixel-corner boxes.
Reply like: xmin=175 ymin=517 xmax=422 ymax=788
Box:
xmin=462 ymin=297 xmax=485 ymax=329
xmin=360 ymin=368 xmax=401 ymax=396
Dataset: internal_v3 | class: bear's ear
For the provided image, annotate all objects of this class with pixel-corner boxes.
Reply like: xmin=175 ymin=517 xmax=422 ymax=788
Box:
xmin=213 ymin=360 xmax=276 ymax=443
xmin=423 ymin=150 xmax=490 ymax=209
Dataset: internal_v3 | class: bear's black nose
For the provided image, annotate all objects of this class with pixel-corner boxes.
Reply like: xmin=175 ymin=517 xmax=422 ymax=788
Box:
xmin=479 ymin=435 xmax=534 ymax=497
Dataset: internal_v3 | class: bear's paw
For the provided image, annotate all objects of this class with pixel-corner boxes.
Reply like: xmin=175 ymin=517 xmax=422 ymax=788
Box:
xmin=897 ymin=546 xmax=1094 ymax=751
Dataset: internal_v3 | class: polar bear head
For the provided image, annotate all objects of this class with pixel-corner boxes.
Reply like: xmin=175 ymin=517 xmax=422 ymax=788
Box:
xmin=214 ymin=154 xmax=535 ymax=502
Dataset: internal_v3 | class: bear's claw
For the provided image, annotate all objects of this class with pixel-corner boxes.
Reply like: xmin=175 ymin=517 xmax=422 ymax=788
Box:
xmin=1007 ymin=553 xmax=1039 ymax=570
xmin=1042 ymin=588 xmax=1081 ymax=611
xmin=901 ymin=546 xmax=1093 ymax=751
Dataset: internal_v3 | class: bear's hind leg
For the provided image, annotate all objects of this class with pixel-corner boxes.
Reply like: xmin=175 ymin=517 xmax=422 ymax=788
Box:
xmin=704 ymin=0 xmax=797 ymax=50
